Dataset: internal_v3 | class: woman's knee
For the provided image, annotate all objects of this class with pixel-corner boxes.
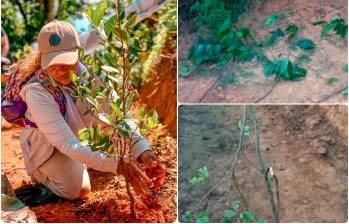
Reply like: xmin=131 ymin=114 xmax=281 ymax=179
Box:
xmin=61 ymin=181 xmax=91 ymax=200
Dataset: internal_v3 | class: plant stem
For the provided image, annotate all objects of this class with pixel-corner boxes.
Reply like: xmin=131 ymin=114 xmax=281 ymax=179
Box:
xmin=251 ymin=106 xmax=265 ymax=172
xmin=116 ymin=0 xmax=136 ymax=218
xmin=193 ymin=105 xmax=247 ymax=210
xmin=251 ymin=106 xmax=280 ymax=222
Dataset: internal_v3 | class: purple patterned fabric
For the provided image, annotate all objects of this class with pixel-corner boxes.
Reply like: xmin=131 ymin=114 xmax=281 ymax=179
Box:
xmin=1 ymin=68 xmax=66 ymax=128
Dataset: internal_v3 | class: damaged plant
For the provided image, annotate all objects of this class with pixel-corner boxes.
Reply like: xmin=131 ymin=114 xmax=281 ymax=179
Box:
xmin=71 ymin=1 xmax=161 ymax=218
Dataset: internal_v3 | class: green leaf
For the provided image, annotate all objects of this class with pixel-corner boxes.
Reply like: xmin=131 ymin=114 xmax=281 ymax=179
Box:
xmin=286 ymin=24 xmax=299 ymax=39
xmin=92 ymin=1 xmax=107 ymax=27
xmin=107 ymin=74 xmax=122 ymax=85
xmin=198 ymin=167 xmax=209 ymax=177
xmin=312 ymin=20 xmax=325 ymax=26
xmin=147 ymin=116 xmax=157 ymax=128
xmin=123 ymin=15 xmax=136 ymax=30
xmin=326 ymin=76 xmax=340 ymax=84
xmin=197 ymin=210 xmax=209 ymax=223
xmin=257 ymin=217 xmax=265 ymax=223
xmin=218 ymin=18 xmax=232 ymax=38
xmin=263 ymin=61 xmax=276 ymax=77
xmin=256 ymin=53 xmax=268 ymax=63
xmin=225 ymin=210 xmax=236 ymax=219
xmin=342 ymin=64 xmax=348 ymax=73
xmin=86 ymin=96 xmax=97 ymax=107
xmin=112 ymin=27 xmax=128 ymax=42
xmin=98 ymin=113 xmax=111 ymax=125
xmin=1 ymin=194 xmax=25 ymax=210
xmin=110 ymin=103 xmax=123 ymax=119
xmin=179 ymin=65 xmax=194 ymax=77
xmin=92 ymin=87 xmax=103 ymax=98
xmin=341 ymin=86 xmax=348 ymax=95
xmin=197 ymin=216 xmax=209 ymax=223
xmin=104 ymin=52 xmax=116 ymax=67
xmin=104 ymin=15 xmax=116 ymax=37
xmin=78 ymin=128 xmax=89 ymax=141
xmin=264 ymin=13 xmax=278 ymax=26
xmin=194 ymin=44 xmax=205 ymax=58
xmin=125 ymin=95 xmax=133 ymax=113
xmin=232 ymin=200 xmax=240 ymax=210
xmin=101 ymin=65 xmax=119 ymax=73
xmin=189 ymin=177 xmax=197 ymax=185
xmin=278 ymin=59 xmax=290 ymax=76
xmin=70 ymin=72 xmax=78 ymax=85
xmin=87 ymin=6 xmax=93 ymax=22
xmin=224 ymin=74 xmax=238 ymax=85
xmin=183 ymin=211 xmax=193 ymax=222
xmin=291 ymin=65 xmax=307 ymax=81
xmin=117 ymin=121 xmax=132 ymax=138
xmin=139 ymin=104 xmax=146 ymax=119
xmin=265 ymin=28 xmax=285 ymax=46
xmin=321 ymin=22 xmax=337 ymax=37
xmin=151 ymin=110 xmax=158 ymax=122
xmin=240 ymin=211 xmax=255 ymax=222
xmin=296 ymin=38 xmax=315 ymax=50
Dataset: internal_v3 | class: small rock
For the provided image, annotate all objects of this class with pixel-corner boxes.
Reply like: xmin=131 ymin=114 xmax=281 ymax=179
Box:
xmin=299 ymin=157 xmax=307 ymax=164
xmin=310 ymin=141 xmax=323 ymax=148
xmin=304 ymin=115 xmax=322 ymax=129
xmin=337 ymin=153 xmax=344 ymax=159
xmin=317 ymin=147 xmax=327 ymax=154
xmin=279 ymin=164 xmax=286 ymax=171
xmin=320 ymin=136 xmax=332 ymax=142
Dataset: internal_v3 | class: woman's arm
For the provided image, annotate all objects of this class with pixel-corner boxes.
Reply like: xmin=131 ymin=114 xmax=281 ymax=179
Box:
xmin=24 ymin=85 xmax=119 ymax=174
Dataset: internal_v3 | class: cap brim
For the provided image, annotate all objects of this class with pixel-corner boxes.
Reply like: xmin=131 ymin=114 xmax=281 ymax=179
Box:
xmin=41 ymin=50 xmax=79 ymax=69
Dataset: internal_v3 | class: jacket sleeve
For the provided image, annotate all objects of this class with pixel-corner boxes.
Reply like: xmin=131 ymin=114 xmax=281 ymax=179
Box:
xmin=23 ymin=85 xmax=119 ymax=174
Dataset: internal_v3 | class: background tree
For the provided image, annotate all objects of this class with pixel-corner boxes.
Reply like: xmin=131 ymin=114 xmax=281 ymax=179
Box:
xmin=1 ymin=0 xmax=83 ymax=60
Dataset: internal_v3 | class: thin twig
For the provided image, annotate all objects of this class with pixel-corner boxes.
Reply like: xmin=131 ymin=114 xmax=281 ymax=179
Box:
xmin=198 ymin=75 xmax=225 ymax=103
xmin=314 ymin=86 xmax=346 ymax=103
xmin=254 ymin=79 xmax=279 ymax=103
xmin=232 ymin=171 xmax=248 ymax=211
xmin=193 ymin=106 xmax=247 ymax=210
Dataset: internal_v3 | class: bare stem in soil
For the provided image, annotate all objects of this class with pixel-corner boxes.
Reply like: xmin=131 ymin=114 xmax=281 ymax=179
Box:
xmin=251 ymin=106 xmax=280 ymax=222
xmin=116 ymin=0 xmax=137 ymax=218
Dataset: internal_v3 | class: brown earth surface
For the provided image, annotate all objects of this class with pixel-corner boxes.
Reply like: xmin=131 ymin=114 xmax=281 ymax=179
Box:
xmin=1 ymin=124 xmax=177 ymax=222
xmin=1 ymin=132 xmax=177 ymax=222
xmin=138 ymin=41 xmax=177 ymax=137
xmin=178 ymin=0 xmax=348 ymax=103
xmin=178 ymin=105 xmax=347 ymax=222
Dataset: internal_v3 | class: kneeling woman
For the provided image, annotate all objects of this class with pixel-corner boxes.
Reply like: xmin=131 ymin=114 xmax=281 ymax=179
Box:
xmin=15 ymin=20 xmax=164 ymax=200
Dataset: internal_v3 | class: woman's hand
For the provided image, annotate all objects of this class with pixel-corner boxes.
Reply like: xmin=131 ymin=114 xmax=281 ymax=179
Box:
xmin=117 ymin=157 xmax=151 ymax=195
xmin=138 ymin=150 xmax=166 ymax=191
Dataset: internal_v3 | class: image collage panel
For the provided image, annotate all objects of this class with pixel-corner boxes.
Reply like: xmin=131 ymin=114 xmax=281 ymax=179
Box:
xmin=1 ymin=0 xmax=177 ymax=223
xmin=178 ymin=0 xmax=348 ymax=223
xmin=0 ymin=0 xmax=348 ymax=223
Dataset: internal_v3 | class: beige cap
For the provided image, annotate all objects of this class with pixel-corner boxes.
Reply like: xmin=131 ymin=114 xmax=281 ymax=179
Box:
xmin=38 ymin=20 xmax=81 ymax=69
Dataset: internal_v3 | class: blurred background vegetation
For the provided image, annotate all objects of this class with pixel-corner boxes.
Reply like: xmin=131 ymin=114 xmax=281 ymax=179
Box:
xmin=1 ymin=0 xmax=176 ymax=87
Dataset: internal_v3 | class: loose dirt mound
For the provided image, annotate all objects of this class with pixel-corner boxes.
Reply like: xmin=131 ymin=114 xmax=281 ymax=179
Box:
xmin=179 ymin=0 xmax=348 ymax=103
xmin=179 ymin=105 xmax=347 ymax=222
xmin=1 ymin=126 xmax=176 ymax=222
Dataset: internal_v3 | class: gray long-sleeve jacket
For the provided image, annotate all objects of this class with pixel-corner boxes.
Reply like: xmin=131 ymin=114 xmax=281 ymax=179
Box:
xmin=19 ymin=62 xmax=149 ymax=175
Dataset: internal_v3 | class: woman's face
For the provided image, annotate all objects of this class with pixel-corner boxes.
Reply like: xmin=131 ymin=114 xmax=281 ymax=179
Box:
xmin=47 ymin=63 xmax=78 ymax=85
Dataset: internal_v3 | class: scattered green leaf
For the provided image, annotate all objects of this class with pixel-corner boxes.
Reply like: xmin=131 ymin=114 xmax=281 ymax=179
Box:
xmin=264 ymin=13 xmax=278 ymax=26
xmin=326 ymin=76 xmax=340 ymax=84
xmin=296 ymin=38 xmax=315 ymax=50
